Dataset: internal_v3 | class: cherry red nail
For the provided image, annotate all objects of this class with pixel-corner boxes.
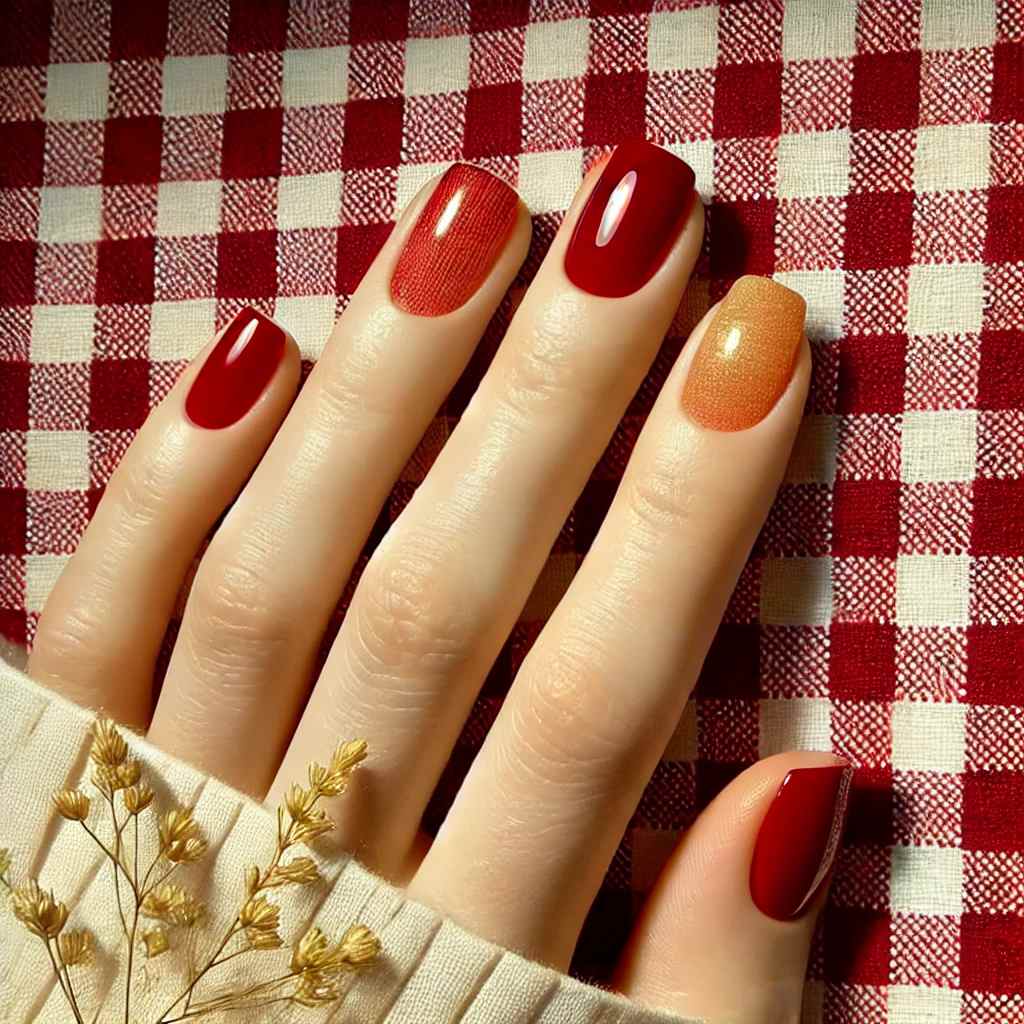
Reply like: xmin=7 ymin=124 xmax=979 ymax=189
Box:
xmin=390 ymin=163 xmax=519 ymax=317
xmin=185 ymin=307 xmax=286 ymax=429
xmin=564 ymin=140 xmax=696 ymax=298
xmin=749 ymin=763 xmax=853 ymax=921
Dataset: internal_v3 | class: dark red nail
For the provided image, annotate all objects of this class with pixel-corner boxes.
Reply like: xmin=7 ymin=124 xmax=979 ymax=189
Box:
xmin=749 ymin=763 xmax=853 ymax=921
xmin=185 ymin=307 xmax=287 ymax=429
xmin=390 ymin=163 xmax=519 ymax=317
xmin=564 ymin=140 xmax=696 ymax=298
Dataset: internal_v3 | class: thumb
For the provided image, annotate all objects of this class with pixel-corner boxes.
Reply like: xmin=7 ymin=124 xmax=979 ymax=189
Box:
xmin=616 ymin=752 xmax=852 ymax=1024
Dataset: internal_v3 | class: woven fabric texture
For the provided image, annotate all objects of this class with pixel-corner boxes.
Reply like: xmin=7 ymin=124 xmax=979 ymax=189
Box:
xmin=0 ymin=1 xmax=1022 ymax=1022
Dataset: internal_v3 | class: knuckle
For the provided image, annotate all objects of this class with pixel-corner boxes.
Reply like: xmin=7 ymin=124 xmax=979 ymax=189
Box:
xmin=510 ymin=638 xmax=624 ymax=784
xmin=499 ymin=307 xmax=598 ymax=416
xmin=114 ymin=452 xmax=177 ymax=531
xmin=623 ymin=459 xmax=695 ymax=537
xmin=183 ymin=547 xmax=291 ymax=674
xmin=350 ymin=539 xmax=474 ymax=681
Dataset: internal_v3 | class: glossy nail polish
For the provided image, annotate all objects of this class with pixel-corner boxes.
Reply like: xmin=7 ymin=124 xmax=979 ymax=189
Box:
xmin=681 ymin=276 xmax=806 ymax=432
xmin=564 ymin=140 xmax=696 ymax=298
xmin=185 ymin=307 xmax=287 ymax=429
xmin=391 ymin=163 xmax=519 ymax=317
xmin=750 ymin=763 xmax=853 ymax=921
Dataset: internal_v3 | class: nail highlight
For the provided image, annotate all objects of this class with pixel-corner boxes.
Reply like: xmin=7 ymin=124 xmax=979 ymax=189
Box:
xmin=564 ymin=140 xmax=696 ymax=298
xmin=185 ymin=307 xmax=287 ymax=429
xmin=681 ymin=276 xmax=806 ymax=432
xmin=749 ymin=763 xmax=853 ymax=921
xmin=390 ymin=163 xmax=519 ymax=317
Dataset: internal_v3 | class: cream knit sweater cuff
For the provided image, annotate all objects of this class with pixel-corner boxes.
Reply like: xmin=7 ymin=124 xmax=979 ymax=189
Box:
xmin=0 ymin=658 xmax=694 ymax=1024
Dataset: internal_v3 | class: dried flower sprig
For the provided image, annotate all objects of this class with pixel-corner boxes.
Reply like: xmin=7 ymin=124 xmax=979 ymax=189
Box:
xmin=4 ymin=720 xmax=378 ymax=1022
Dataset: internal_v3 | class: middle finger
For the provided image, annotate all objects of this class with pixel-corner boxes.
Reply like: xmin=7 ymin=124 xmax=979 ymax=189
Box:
xmin=273 ymin=141 xmax=702 ymax=877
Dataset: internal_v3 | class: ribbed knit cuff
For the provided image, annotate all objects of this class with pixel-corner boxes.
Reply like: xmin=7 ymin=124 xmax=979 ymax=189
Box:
xmin=0 ymin=658 xmax=693 ymax=1024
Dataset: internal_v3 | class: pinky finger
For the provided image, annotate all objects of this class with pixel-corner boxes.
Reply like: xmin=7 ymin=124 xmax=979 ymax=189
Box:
xmin=28 ymin=308 xmax=300 ymax=728
xmin=616 ymin=752 xmax=852 ymax=1024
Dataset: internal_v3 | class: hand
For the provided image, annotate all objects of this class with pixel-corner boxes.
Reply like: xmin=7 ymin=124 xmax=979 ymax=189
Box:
xmin=28 ymin=142 xmax=843 ymax=1023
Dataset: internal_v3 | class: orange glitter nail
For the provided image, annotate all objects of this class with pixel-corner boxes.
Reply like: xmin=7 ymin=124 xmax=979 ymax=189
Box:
xmin=681 ymin=276 xmax=806 ymax=432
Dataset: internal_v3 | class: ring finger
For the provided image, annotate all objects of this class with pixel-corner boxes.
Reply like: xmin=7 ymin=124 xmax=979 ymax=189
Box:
xmin=409 ymin=276 xmax=810 ymax=965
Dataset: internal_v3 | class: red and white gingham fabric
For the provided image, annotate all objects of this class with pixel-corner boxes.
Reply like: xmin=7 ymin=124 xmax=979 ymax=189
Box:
xmin=1 ymin=1 xmax=1022 ymax=1021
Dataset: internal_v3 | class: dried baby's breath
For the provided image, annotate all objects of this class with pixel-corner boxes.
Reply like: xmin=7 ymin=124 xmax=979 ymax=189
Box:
xmin=141 ymin=925 xmax=169 ymax=959
xmin=265 ymin=856 xmax=320 ymax=887
xmin=52 ymin=789 xmax=91 ymax=822
xmin=12 ymin=879 xmax=69 ymax=939
xmin=122 ymin=783 xmax=153 ymax=815
xmin=6 ymin=722 xmax=377 ymax=1023
xmin=141 ymin=883 xmax=204 ymax=927
xmin=90 ymin=718 xmax=128 ymax=768
xmin=58 ymin=929 xmax=94 ymax=967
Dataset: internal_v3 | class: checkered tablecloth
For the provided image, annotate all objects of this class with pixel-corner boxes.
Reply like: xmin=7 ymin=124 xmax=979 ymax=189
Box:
xmin=1 ymin=1 xmax=1022 ymax=1020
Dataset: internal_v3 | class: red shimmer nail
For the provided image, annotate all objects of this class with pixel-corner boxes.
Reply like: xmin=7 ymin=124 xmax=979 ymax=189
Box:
xmin=749 ymin=763 xmax=853 ymax=922
xmin=390 ymin=163 xmax=519 ymax=317
xmin=564 ymin=140 xmax=696 ymax=298
xmin=185 ymin=307 xmax=286 ymax=429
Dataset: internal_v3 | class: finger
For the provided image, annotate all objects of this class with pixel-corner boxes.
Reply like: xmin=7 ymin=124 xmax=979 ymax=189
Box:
xmin=617 ymin=752 xmax=852 ymax=1024
xmin=409 ymin=277 xmax=810 ymax=964
xmin=29 ymin=309 xmax=299 ymax=727
xmin=271 ymin=141 xmax=703 ymax=877
xmin=148 ymin=166 xmax=530 ymax=792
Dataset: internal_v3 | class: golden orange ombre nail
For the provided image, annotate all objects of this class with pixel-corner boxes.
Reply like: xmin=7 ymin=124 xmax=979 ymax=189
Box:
xmin=682 ymin=276 xmax=806 ymax=432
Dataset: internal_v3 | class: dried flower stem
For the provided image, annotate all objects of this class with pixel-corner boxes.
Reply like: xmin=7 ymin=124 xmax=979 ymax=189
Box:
xmin=45 ymin=938 xmax=84 ymax=1024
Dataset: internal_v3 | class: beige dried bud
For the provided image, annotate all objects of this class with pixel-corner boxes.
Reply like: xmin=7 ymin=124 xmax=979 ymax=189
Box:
xmin=0 ymin=848 xmax=10 ymax=876
xmin=122 ymin=783 xmax=154 ymax=815
xmin=291 ymin=923 xmax=378 ymax=975
xmin=141 ymin=883 xmax=203 ymax=927
xmin=292 ymin=973 xmax=340 ymax=1007
xmin=306 ymin=740 xmax=366 ymax=797
xmin=245 ymin=864 xmax=261 ymax=897
xmin=116 ymin=760 xmax=141 ymax=788
xmin=289 ymin=810 xmax=334 ymax=845
xmin=240 ymin=895 xmax=280 ymax=935
xmin=158 ymin=807 xmax=202 ymax=856
xmin=91 ymin=765 xmax=121 ymax=796
xmin=285 ymin=784 xmax=318 ymax=822
xmin=12 ymin=880 xmax=69 ymax=939
xmin=337 ymin=924 xmax=380 ymax=968
xmin=247 ymin=928 xmax=284 ymax=950
xmin=57 ymin=929 xmax=94 ymax=967
xmin=52 ymin=789 xmax=90 ymax=822
xmin=90 ymin=718 xmax=128 ymax=768
xmin=142 ymin=926 xmax=169 ymax=958
xmin=266 ymin=856 xmax=320 ymax=887
xmin=164 ymin=836 xmax=208 ymax=864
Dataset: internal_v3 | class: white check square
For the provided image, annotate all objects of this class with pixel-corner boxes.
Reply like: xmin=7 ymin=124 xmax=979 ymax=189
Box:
xmin=523 ymin=19 xmax=588 ymax=81
xmin=150 ymin=299 xmax=217 ymax=362
xmin=907 ymin=263 xmax=984 ymax=338
xmin=277 ymin=172 xmax=343 ymax=230
xmin=45 ymin=62 xmax=109 ymax=122
xmin=648 ymin=7 xmax=718 ymax=72
xmin=901 ymin=410 xmax=977 ymax=483
xmin=26 ymin=430 xmax=89 ymax=490
xmin=30 ymin=304 xmax=95 ymax=363
xmin=157 ymin=180 xmax=223 ymax=237
xmin=404 ymin=36 xmax=470 ymax=95
xmin=891 ymin=845 xmax=964 ymax=915
xmin=162 ymin=55 xmax=229 ymax=116
xmin=38 ymin=186 xmax=101 ymax=244
xmin=283 ymin=46 xmax=348 ymax=107
xmin=896 ymin=555 xmax=969 ymax=627
xmin=914 ymin=124 xmax=991 ymax=193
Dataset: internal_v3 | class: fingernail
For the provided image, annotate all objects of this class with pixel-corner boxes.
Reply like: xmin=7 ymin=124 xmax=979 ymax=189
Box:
xmin=564 ymin=140 xmax=696 ymax=298
xmin=681 ymin=276 xmax=806 ymax=432
xmin=749 ymin=763 xmax=853 ymax=921
xmin=390 ymin=163 xmax=520 ymax=317
xmin=185 ymin=307 xmax=287 ymax=429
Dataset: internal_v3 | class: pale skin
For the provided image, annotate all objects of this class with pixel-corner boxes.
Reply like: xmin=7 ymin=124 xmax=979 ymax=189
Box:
xmin=29 ymin=158 xmax=835 ymax=1023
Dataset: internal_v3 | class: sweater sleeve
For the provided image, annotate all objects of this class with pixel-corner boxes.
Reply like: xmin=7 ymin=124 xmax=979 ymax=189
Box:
xmin=0 ymin=658 xmax=697 ymax=1024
